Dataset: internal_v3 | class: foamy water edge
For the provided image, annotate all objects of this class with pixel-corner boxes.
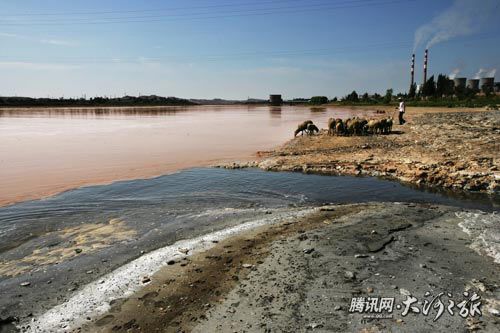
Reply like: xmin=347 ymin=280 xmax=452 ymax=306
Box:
xmin=20 ymin=207 xmax=315 ymax=332
xmin=456 ymin=211 xmax=500 ymax=264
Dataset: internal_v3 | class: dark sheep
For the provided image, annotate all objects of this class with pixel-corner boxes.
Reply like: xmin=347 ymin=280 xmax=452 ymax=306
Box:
xmin=379 ymin=119 xmax=387 ymax=134
xmin=294 ymin=120 xmax=313 ymax=137
xmin=306 ymin=123 xmax=319 ymax=135
xmin=379 ymin=118 xmax=393 ymax=135
xmin=335 ymin=121 xmax=345 ymax=135
xmin=358 ymin=119 xmax=368 ymax=135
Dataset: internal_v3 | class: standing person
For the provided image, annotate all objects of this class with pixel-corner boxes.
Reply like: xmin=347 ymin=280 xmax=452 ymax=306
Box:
xmin=397 ymin=97 xmax=406 ymax=125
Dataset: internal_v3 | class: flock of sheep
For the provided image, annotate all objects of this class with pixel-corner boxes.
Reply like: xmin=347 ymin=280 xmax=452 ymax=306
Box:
xmin=294 ymin=116 xmax=393 ymax=137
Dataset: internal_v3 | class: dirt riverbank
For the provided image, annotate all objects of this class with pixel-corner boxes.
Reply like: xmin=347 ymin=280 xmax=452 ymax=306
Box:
xmin=219 ymin=107 xmax=500 ymax=195
xmin=82 ymin=202 xmax=500 ymax=332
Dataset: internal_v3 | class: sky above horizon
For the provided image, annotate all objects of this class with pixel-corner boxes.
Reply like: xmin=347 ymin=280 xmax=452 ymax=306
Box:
xmin=1 ymin=0 xmax=499 ymax=100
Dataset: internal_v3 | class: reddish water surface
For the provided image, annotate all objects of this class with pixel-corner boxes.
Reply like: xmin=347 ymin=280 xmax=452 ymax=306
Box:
xmin=0 ymin=105 xmax=375 ymax=206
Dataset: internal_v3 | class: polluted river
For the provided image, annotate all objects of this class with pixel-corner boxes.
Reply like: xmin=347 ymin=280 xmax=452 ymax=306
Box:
xmin=0 ymin=167 xmax=498 ymax=331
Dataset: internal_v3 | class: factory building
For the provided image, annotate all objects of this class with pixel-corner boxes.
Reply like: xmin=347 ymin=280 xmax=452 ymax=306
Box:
xmin=410 ymin=49 xmax=496 ymax=95
xmin=269 ymin=94 xmax=282 ymax=106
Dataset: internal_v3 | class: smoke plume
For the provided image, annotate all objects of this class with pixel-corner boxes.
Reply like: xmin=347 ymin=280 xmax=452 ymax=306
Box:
xmin=474 ymin=68 xmax=497 ymax=79
xmin=413 ymin=0 xmax=498 ymax=52
xmin=448 ymin=68 xmax=460 ymax=79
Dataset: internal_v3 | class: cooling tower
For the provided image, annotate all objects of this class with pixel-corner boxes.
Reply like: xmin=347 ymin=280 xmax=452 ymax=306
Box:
xmin=453 ymin=78 xmax=466 ymax=89
xmin=480 ymin=77 xmax=494 ymax=91
xmin=467 ymin=79 xmax=480 ymax=91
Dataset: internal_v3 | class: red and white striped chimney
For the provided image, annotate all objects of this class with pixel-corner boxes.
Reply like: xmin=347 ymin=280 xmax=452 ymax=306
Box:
xmin=410 ymin=53 xmax=415 ymax=88
xmin=423 ymin=49 xmax=428 ymax=84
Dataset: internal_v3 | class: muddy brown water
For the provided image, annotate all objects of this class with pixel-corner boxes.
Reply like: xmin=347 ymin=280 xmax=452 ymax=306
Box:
xmin=0 ymin=105 xmax=377 ymax=207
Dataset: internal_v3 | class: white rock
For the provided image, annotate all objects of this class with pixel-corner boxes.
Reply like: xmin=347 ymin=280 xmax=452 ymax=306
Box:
xmin=400 ymin=288 xmax=411 ymax=296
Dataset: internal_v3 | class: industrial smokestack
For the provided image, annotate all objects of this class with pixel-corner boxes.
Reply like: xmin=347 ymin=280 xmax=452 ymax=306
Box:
xmin=410 ymin=53 xmax=415 ymax=88
xmin=423 ymin=49 xmax=428 ymax=84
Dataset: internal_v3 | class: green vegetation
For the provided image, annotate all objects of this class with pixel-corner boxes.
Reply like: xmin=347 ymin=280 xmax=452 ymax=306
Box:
xmin=0 ymin=95 xmax=197 ymax=108
xmin=383 ymin=89 xmax=393 ymax=104
xmin=309 ymin=96 xmax=329 ymax=105
xmin=332 ymin=73 xmax=500 ymax=108
xmin=346 ymin=91 xmax=359 ymax=102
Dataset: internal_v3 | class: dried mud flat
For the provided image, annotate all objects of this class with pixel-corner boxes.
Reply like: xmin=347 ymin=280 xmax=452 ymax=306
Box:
xmin=220 ymin=108 xmax=500 ymax=195
xmin=81 ymin=203 xmax=500 ymax=333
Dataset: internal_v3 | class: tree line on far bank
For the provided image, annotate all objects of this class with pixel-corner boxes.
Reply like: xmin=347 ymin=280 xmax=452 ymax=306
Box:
xmin=308 ymin=73 xmax=499 ymax=108
xmin=0 ymin=95 xmax=197 ymax=108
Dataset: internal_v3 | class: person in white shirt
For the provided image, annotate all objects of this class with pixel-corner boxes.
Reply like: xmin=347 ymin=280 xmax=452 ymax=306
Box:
xmin=397 ymin=97 xmax=406 ymax=125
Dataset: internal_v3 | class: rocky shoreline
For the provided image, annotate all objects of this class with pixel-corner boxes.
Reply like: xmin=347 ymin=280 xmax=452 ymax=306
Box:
xmin=217 ymin=110 xmax=500 ymax=195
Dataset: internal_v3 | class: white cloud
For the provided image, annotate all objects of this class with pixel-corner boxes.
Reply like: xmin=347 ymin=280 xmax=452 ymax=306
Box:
xmin=0 ymin=61 xmax=79 ymax=70
xmin=236 ymin=66 xmax=303 ymax=75
xmin=40 ymin=39 xmax=78 ymax=47
xmin=0 ymin=31 xmax=78 ymax=47
xmin=0 ymin=32 xmax=18 ymax=38
xmin=137 ymin=57 xmax=162 ymax=67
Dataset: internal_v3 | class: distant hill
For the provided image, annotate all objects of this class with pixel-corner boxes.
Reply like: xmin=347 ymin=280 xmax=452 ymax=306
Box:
xmin=0 ymin=95 xmax=197 ymax=107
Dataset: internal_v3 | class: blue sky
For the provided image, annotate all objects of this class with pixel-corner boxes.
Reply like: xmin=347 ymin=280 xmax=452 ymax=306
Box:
xmin=0 ymin=0 xmax=499 ymax=99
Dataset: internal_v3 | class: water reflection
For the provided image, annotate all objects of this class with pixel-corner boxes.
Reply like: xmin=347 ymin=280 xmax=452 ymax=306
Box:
xmin=269 ymin=106 xmax=282 ymax=118
xmin=0 ymin=106 xmax=190 ymax=119
xmin=0 ymin=105 xmax=377 ymax=120
xmin=310 ymin=107 xmax=327 ymax=114
xmin=0 ymin=105 xmax=379 ymax=206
